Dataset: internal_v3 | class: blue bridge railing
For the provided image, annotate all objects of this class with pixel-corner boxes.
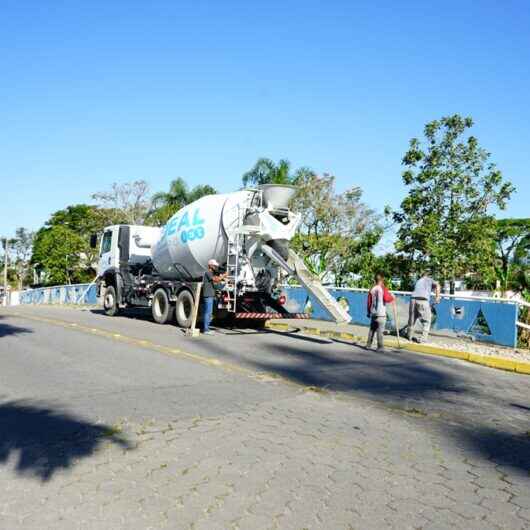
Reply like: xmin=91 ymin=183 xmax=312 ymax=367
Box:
xmin=16 ymin=283 xmax=520 ymax=348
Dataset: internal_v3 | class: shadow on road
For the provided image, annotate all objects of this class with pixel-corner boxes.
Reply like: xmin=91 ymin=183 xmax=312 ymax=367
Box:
xmin=0 ymin=400 xmax=132 ymax=481
xmin=90 ymin=307 xmax=155 ymax=322
xmin=212 ymin=335 xmax=530 ymax=476
xmin=244 ymin=341 xmax=465 ymax=397
xmin=455 ymin=424 xmax=530 ymax=475
xmin=0 ymin=315 xmax=33 ymax=338
xmin=13 ymin=308 xmax=530 ymax=477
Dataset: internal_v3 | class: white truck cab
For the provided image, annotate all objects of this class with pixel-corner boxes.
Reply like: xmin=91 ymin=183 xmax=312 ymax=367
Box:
xmin=98 ymin=227 xmax=119 ymax=275
xmin=97 ymin=225 xmax=161 ymax=277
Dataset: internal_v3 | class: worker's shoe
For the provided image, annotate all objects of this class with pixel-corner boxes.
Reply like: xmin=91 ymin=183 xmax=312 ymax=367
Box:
xmin=376 ymin=347 xmax=386 ymax=353
xmin=203 ymin=330 xmax=215 ymax=335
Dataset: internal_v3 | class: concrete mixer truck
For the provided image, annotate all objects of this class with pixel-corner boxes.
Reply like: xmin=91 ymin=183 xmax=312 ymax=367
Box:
xmin=93 ymin=185 xmax=351 ymax=328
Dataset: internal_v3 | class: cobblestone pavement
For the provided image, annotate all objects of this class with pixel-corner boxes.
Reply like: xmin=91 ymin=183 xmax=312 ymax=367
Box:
xmin=1 ymin=307 xmax=530 ymax=530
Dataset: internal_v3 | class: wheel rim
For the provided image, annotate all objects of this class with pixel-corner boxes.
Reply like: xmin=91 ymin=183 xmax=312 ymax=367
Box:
xmin=105 ymin=292 xmax=114 ymax=309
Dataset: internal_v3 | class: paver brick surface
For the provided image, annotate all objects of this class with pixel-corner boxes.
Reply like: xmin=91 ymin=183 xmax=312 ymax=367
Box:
xmin=0 ymin=306 xmax=529 ymax=529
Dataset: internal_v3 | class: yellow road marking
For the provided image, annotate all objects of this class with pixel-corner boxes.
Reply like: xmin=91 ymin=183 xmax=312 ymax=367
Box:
xmin=265 ymin=321 xmax=530 ymax=375
xmin=12 ymin=312 xmax=530 ymax=377
xmin=9 ymin=312 xmax=297 ymax=385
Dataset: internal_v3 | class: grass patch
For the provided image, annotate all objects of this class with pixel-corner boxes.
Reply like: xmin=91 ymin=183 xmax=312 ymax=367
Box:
xmin=403 ymin=407 xmax=428 ymax=417
xmin=303 ymin=385 xmax=328 ymax=394
xmin=101 ymin=423 xmax=123 ymax=437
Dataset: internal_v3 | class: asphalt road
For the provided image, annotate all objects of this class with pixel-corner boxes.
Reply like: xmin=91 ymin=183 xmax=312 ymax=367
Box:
xmin=1 ymin=305 xmax=530 ymax=530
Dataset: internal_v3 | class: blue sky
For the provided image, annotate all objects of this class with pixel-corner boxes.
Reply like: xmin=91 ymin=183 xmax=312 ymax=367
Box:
xmin=1 ymin=0 xmax=529 ymax=237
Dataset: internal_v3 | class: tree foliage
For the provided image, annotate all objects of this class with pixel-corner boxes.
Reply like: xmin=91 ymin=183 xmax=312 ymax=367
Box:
xmin=1 ymin=237 xmax=19 ymax=289
xmin=242 ymin=158 xmax=315 ymax=187
xmin=290 ymin=172 xmax=382 ymax=286
xmin=494 ymin=218 xmax=530 ymax=293
xmin=10 ymin=228 xmax=35 ymax=289
xmin=392 ymin=114 xmax=514 ymax=283
xmin=31 ymin=204 xmax=126 ymax=285
xmin=31 ymin=226 xmax=87 ymax=285
xmin=91 ymin=180 xmax=150 ymax=224
xmin=147 ymin=178 xmax=217 ymax=225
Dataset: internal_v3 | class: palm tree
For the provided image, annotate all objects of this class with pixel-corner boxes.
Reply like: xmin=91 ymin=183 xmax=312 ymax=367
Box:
xmin=148 ymin=178 xmax=217 ymax=226
xmin=242 ymin=158 xmax=315 ymax=187
xmin=151 ymin=178 xmax=190 ymax=212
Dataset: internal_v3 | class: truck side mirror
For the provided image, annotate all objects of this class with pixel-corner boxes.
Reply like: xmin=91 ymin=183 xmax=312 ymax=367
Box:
xmin=89 ymin=233 xmax=98 ymax=249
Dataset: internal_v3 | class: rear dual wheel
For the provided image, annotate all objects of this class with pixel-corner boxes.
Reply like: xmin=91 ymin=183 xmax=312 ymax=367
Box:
xmin=152 ymin=288 xmax=195 ymax=327
xmin=152 ymin=288 xmax=175 ymax=324
xmin=175 ymin=290 xmax=194 ymax=328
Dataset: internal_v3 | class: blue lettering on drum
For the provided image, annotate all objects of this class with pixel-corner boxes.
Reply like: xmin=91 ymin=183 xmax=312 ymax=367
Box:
xmin=180 ymin=225 xmax=205 ymax=243
xmin=192 ymin=209 xmax=205 ymax=226
xmin=162 ymin=208 xmax=206 ymax=243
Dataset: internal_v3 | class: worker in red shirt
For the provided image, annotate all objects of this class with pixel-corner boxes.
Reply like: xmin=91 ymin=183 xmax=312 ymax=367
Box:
xmin=366 ymin=272 xmax=394 ymax=352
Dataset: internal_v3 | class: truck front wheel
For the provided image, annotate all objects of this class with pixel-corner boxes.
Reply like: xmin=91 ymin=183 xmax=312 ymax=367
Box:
xmin=175 ymin=289 xmax=194 ymax=328
xmin=152 ymin=288 xmax=175 ymax=324
xmin=103 ymin=285 xmax=120 ymax=316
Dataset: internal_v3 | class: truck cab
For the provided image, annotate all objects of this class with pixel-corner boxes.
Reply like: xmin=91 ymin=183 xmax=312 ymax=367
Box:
xmin=97 ymin=225 xmax=161 ymax=278
xmin=97 ymin=227 xmax=119 ymax=276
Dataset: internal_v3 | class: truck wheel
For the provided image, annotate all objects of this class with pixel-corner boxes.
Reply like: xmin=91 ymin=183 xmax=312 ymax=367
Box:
xmin=175 ymin=289 xmax=194 ymax=328
xmin=103 ymin=285 xmax=120 ymax=316
xmin=152 ymin=288 xmax=174 ymax=324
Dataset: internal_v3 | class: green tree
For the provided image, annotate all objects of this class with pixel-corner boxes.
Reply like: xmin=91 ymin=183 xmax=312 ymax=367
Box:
xmin=242 ymin=158 xmax=315 ymax=187
xmin=11 ymin=228 xmax=35 ymax=289
xmin=372 ymin=253 xmax=416 ymax=291
xmin=147 ymin=178 xmax=217 ymax=225
xmin=494 ymin=218 xmax=530 ymax=293
xmin=32 ymin=226 xmax=87 ymax=285
xmin=31 ymin=204 xmax=125 ymax=285
xmin=1 ymin=238 xmax=19 ymax=289
xmin=46 ymin=204 xmax=126 ymax=265
xmin=290 ymin=172 xmax=382 ymax=286
xmin=392 ymin=114 xmax=514 ymax=284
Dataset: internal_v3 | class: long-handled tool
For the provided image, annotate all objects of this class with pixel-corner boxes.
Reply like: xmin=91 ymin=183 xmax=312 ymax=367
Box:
xmin=392 ymin=300 xmax=401 ymax=348
xmin=186 ymin=282 xmax=203 ymax=337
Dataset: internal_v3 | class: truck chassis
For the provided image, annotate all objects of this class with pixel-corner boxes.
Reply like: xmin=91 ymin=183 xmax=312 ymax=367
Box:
xmin=97 ymin=267 xmax=302 ymax=329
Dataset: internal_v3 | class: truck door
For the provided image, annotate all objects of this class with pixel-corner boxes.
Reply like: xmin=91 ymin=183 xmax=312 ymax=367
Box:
xmin=98 ymin=228 xmax=119 ymax=275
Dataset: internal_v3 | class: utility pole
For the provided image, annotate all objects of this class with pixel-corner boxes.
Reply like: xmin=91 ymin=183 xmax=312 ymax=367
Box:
xmin=2 ymin=237 xmax=8 ymax=306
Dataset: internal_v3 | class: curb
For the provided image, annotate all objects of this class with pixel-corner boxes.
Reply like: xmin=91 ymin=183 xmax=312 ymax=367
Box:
xmin=265 ymin=321 xmax=530 ymax=376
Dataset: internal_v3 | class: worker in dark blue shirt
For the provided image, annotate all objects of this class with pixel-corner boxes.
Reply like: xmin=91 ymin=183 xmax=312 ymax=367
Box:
xmin=202 ymin=259 xmax=224 ymax=335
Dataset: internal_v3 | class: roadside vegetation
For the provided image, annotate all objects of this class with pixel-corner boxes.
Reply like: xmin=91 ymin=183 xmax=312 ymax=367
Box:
xmin=1 ymin=114 xmax=528 ymax=304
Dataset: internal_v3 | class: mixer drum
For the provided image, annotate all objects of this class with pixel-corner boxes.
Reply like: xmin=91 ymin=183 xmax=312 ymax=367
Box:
xmin=150 ymin=190 xmax=251 ymax=280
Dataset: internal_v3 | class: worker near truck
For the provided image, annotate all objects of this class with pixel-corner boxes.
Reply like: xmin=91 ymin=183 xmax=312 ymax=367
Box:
xmin=366 ymin=272 xmax=394 ymax=352
xmin=202 ymin=259 xmax=225 ymax=335
xmin=407 ymin=270 xmax=441 ymax=343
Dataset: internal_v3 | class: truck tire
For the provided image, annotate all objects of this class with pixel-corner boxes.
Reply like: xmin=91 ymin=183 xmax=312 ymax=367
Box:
xmin=103 ymin=285 xmax=120 ymax=316
xmin=152 ymin=288 xmax=175 ymax=324
xmin=175 ymin=289 xmax=194 ymax=328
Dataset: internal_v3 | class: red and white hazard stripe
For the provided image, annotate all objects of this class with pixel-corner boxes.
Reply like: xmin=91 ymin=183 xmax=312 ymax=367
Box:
xmin=235 ymin=312 xmax=309 ymax=319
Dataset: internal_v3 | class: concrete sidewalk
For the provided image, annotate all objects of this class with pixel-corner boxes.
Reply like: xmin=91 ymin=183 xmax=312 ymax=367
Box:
xmin=266 ymin=318 xmax=530 ymax=375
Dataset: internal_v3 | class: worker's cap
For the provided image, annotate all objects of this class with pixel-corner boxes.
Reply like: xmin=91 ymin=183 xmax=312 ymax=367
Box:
xmin=208 ymin=259 xmax=220 ymax=268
